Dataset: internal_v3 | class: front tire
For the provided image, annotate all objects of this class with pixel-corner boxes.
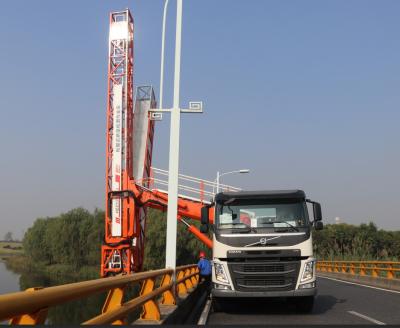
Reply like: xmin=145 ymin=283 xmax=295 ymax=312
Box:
xmin=294 ymin=296 xmax=314 ymax=313
xmin=212 ymin=298 xmax=225 ymax=312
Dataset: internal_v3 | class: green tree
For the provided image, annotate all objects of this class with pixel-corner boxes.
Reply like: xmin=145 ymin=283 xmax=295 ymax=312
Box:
xmin=4 ymin=231 xmax=13 ymax=241
xmin=143 ymin=209 xmax=211 ymax=270
xmin=314 ymin=222 xmax=400 ymax=261
xmin=23 ymin=218 xmax=53 ymax=264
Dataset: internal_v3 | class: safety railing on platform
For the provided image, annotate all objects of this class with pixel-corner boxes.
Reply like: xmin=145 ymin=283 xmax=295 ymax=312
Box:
xmin=0 ymin=265 xmax=199 ymax=325
xmin=317 ymin=260 xmax=400 ymax=280
xmin=136 ymin=167 xmax=241 ymax=204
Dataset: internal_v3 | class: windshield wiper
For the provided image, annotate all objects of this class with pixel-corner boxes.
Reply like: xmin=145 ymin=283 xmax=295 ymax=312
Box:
xmin=272 ymin=220 xmax=299 ymax=232
xmin=256 ymin=216 xmax=299 ymax=232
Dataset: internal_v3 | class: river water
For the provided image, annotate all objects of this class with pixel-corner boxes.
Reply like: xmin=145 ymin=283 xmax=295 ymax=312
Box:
xmin=0 ymin=260 xmax=20 ymax=294
xmin=0 ymin=260 xmax=21 ymax=324
xmin=0 ymin=260 xmax=112 ymax=324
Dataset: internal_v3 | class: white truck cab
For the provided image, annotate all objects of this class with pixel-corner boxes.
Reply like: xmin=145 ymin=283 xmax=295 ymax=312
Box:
xmin=200 ymin=190 xmax=323 ymax=312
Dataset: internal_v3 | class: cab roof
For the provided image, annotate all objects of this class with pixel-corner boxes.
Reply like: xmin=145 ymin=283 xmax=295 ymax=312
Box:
xmin=215 ymin=190 xmax=306 ymax=203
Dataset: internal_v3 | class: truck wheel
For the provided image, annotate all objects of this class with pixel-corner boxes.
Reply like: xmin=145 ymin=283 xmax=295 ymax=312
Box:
xmin=212 ymin=298 xmax=224 ymax=312
xmin=295 ymin=296 xmax=314 ymax=313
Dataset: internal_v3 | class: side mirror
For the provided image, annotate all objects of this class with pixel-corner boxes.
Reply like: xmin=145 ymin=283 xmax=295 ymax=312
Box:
xmin=201 ymin=206 xmax=209 ymax=225
xmin=200 ymin=224 xmax=209 ymax=233
xmin=314 ymin=221 xmax=323 ymax=230
xmin=313 ymin=202 xmax=322 ymax=221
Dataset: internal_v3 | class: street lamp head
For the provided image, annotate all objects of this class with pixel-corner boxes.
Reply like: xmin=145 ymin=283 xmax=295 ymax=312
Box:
xmin=215 ymin=168 xmax=250 ymax=194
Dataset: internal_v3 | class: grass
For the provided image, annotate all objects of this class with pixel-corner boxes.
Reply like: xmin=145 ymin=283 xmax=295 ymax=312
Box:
xmin=0 ymin=241 xmax=23 ymax=255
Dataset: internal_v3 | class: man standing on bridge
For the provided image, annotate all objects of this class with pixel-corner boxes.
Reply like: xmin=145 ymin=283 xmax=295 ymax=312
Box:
xmin=198 ymin=251 xmax=212 ymax=289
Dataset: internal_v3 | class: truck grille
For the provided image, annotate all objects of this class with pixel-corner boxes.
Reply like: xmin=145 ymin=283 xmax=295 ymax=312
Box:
xmin=228 ymin=261 xmax=300 ymax=292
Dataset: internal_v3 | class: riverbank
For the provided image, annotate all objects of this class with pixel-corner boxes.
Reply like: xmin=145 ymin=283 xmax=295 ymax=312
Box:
xmin=1 ymin=239 xmax=99 ymax=284
xmin=3 ymin=255 xmax=99 ymax=283
xmin=0 ymin=241 xmax=23 ymax=256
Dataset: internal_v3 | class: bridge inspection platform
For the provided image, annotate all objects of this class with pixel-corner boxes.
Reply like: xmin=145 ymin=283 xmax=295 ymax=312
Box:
xmin=205 ymin=276 xmax=400 ymax=325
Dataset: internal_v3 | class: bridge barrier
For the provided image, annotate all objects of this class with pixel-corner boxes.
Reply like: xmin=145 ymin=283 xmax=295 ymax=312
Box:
xmin=317 ymin=260 xmax=400 ymax=291
xmin=0 ymin=264 xmax=199 ymax=325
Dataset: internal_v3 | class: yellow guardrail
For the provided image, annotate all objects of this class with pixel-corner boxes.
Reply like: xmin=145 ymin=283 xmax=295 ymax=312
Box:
xmin=317 ymin=261 xmax=400 ymax=280
xmin=0 ymin=264 xmax=199 ymax=325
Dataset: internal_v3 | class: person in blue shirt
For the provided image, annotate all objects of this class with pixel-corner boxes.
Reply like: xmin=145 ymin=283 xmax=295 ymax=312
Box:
xmin=197 ymin=251 xmax=212 ymax=289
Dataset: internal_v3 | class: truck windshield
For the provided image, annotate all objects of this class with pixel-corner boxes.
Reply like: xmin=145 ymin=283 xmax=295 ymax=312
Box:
xmin=216 ymin=201 xmax=309 ymax=232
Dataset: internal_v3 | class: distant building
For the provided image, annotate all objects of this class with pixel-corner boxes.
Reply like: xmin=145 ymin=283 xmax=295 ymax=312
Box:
xmin=335 ymin=217 xmax=341 ymax=224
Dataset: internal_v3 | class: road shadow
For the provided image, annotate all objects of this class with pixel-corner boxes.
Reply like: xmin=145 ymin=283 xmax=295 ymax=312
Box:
xmin=214 ymin=294 xmax=346 ymax=315
xmin=313 ymin=294 xmax=346 ymax=314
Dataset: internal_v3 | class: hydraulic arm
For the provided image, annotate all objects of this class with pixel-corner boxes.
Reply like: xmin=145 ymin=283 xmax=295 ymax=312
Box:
xmin=102 ymin=175 xmax=214 ymax=276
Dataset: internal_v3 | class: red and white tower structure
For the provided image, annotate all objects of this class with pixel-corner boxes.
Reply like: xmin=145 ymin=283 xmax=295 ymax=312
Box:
xmin=100 ymin=8 xmax=210 ymax=277
xmin=102 ymin=10 xmax=135 ymax=276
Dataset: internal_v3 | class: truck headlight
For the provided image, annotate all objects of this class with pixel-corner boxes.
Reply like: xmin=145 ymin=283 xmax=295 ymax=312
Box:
xmin=298 ymin=281 xmax=316 ymax=289
xmin=214 ymin=262 xmax=229 ymax=284
xmin=301 ymin=260 xmax=315 ymax=282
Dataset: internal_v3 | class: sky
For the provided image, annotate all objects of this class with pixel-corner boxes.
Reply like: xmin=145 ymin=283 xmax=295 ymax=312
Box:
xmin=0 ymin=0 xmax=399 ymax=239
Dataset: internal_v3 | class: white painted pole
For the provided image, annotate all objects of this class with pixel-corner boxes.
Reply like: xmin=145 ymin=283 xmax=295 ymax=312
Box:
xmin=159 ymin=0 xmax=169 ymax=110
xmin=165 ymin=0 xmax=183 ymax=270
xmin=216 ymin=171 xmax=220 ymax=194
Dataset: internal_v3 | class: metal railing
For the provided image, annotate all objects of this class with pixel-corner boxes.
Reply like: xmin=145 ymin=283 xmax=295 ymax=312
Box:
xmin=317 ymin=260 xmax=400 ymax=280
xmin=136 ymin=167 xmax=241 ymax=204
xmin=0 ymin=265 xmax=199 ymax=325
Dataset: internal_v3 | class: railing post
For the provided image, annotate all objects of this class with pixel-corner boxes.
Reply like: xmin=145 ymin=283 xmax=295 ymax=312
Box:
xmin=190 ymin=267 xmax=198 ymax=286
xmin=176 ymin=270 xmax=187 ymax=296
xmin=101 ymin=287 xmax=125 ymax=325
xmin=200 ymin=181 xmax=204 ymax=203
xmin=360 ymin=263 xmax=366 ymax=276
xmin=196 ymin=267 xmax=199 ymax=283
xmin=350 ymin=262 xmax=355 ymax=275
xmin=140 ymin=278 xmax=161 ymax=321
xmin=9 ymin=288 xmax=48 ymax=325
xmin=184 ymin=269 xmax=194 ymax=290
xmin=334 ymin=262 xmax=339 ymax=273
xmin=387 ymin=264 xmax=394 ymax=279
xmin=341 ymin=263 xmax=346 ymax=273
xmin=160 ymin=273 xmax=176 ymax=305
xmin=372 ymin=263 xmax=379 ymax=278
xmin=327 ymin=262 xmax=333 ymax=272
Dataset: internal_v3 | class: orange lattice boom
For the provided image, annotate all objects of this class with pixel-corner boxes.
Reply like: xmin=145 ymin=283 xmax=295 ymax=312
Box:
xmin=101 ymin=9 xmax=237 ymax=277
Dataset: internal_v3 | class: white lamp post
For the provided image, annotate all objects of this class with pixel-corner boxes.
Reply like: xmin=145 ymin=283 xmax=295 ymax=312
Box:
xmin=158 ymin=0 xmax=169 ymax=111
xmin=150 ymin=0 xmax=204 ymax=271
xmin=216 ymin=169 xmax=250 ymax=194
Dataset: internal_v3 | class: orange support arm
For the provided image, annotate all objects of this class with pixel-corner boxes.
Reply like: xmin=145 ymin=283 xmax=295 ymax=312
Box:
xmin=179 ymin=217 xmax=213 ymax=249
xmin=131 ymin=185 xmax=214 ymax=248
xmin=136 ymin=187 xmax=214 ymax=223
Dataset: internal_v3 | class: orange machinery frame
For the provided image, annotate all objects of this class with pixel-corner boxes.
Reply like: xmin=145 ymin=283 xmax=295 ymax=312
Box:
xmin=101 ymin=9 xmax=213 ymax=277
xmin=101 ymin=176 xmax=214 ymax=276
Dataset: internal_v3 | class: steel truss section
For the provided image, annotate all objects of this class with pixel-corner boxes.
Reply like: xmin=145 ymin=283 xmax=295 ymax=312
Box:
xmin=103 ymin=9 xmax=135 ymax=277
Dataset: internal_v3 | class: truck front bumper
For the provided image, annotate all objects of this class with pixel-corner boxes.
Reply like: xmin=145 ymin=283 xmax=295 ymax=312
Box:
xmin=212 ymin=287 xmax=317 ymax=298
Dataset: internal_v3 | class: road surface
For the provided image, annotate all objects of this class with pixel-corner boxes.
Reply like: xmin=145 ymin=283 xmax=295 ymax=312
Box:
xmin=206 ymin=276 xmax=400 ymax=325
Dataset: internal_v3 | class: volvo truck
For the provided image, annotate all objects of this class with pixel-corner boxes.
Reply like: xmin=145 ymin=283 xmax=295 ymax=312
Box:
xmin=200 ymin=190 xmax=323 ymax=312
